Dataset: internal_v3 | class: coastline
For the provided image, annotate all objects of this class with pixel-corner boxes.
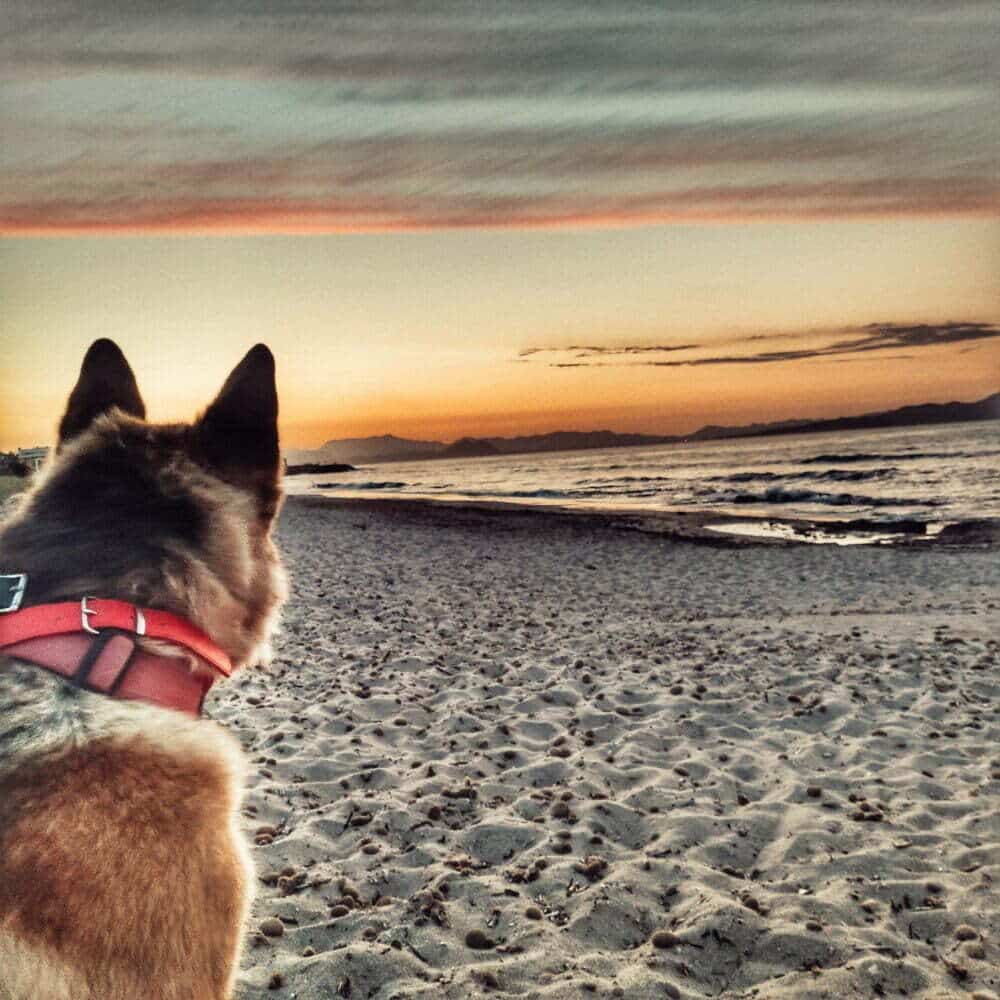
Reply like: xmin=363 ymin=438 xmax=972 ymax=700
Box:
xmin=287 ymin=493 xmax=1000 ymax=549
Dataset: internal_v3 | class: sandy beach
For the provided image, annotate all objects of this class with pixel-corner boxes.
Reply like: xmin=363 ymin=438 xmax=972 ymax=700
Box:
xmin=225 ymin=496 xmax=999 ymax=1000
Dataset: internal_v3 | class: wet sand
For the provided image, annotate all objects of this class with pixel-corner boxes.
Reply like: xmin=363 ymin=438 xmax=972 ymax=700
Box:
xmin=223 ymin=495 xmax=999 ymax=999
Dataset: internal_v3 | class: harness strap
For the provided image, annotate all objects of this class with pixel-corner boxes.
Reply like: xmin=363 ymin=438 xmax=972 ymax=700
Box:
xmin=3 ymin=632 xmax=212 ymax=717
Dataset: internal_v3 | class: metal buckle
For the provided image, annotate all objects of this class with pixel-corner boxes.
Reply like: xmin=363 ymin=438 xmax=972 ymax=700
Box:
xmin=80 ymin=597 xmax=145 ymax=636
xmin=0 ymin=573 xmax=28 ymax=613
xmin=81 ymin=596 xmax=100 ymax=634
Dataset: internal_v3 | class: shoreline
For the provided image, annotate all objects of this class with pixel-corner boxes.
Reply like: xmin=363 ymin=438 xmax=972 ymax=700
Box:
xmin=284 ymin=413 xmax=1000 ymax=468
xmin=286 ymin=493 xmax=1000 ymax=548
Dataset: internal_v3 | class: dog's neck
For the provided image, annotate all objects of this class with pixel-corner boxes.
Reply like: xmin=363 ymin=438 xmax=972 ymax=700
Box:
xmin=0 ymin=593 xmax=233 ymax=717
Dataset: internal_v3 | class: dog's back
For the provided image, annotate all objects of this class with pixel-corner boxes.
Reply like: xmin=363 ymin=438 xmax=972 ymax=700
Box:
xmin=0 ymin=666 xmax=251 ymax=999
xmin=0 ymin=340 xmax=286 ymax=999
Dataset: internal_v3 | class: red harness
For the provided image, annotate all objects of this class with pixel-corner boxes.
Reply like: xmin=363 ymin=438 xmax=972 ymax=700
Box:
xmin=0 ymin=595 xmax=233 ymax=717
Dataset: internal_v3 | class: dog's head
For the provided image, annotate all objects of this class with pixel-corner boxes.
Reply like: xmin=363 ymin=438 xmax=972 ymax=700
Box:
xmin=0 ymin=339 xmax=287 ymax=669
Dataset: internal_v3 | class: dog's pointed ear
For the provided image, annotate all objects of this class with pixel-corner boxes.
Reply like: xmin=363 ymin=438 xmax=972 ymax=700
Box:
xmin=195 ymin=344 xmax=280 ymax=496
xmin=58 ymin=339 xmax=146 ymax=445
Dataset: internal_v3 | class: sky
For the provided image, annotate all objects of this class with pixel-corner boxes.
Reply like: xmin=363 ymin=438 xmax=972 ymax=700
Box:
xmin=1 ymin=1 xmax=998 ymax=450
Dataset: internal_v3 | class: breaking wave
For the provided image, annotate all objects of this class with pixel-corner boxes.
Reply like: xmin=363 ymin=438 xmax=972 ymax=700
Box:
xmin=709 ymin=469 xmax=894 ymax=485
xmin=717 ymin=487 xmax=942 ymax=508
xmin=318 ymin=480 xmax=408 ymax=490
xmin=802 ymin=448 xmax=1000 ymax=465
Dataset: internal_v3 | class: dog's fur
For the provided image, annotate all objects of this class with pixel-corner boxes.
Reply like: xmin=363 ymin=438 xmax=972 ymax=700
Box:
xmin=0 ymin=340 xmax=287 ymax=999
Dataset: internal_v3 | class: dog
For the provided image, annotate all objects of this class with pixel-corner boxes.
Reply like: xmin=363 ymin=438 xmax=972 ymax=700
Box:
xmin=0 ymin=339 xmax=287 ymax=999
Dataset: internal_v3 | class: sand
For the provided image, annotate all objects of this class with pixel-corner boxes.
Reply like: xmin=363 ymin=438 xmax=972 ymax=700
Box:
xmin=218 ymin=496 xmax=999 ymax=1000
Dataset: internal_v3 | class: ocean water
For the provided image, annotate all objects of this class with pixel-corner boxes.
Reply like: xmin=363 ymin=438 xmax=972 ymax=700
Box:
xmin=286 ymin=421 xmax=999 ymax=526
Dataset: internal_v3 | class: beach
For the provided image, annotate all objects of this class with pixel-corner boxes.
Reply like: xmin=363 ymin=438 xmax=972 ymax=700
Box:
xmin=226 ymin=496 xmax=999 ymax=999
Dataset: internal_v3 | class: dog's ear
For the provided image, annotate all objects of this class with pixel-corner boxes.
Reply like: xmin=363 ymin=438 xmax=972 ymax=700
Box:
xmin=194 ymin=344 xmax=280 ymax=502
xmin=58 ymin=339 xmax=146 ymax=445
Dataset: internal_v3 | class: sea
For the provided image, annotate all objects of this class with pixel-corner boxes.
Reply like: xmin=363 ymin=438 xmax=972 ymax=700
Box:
xmin=286 ymin=421 xmax=999 ymax=532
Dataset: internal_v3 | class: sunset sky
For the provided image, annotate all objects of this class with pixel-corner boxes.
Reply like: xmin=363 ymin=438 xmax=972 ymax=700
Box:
xmin=1 ymin=1 xmax=998 ymax=451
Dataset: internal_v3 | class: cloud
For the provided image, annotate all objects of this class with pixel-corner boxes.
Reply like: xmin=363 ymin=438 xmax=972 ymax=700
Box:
xmin=522 ymin=344 xmax=702 ymax=358
xmin=3 ymin=173 xmax=997 ymax=235
xmin=1 ymin=2 xmax=998 ymax=232
xmin=5 ymin=2 xmax=998 ymax=92
xmin=524 ymin=322 xmax=1000 ymax=369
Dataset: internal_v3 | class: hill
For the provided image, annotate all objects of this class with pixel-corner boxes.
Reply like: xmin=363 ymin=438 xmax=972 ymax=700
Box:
xmin=687 ymin=392 xmax=1000 ymax=441
xmin=440 ymin=437 xmax=502 ymax=459
xmin=284 ymin=391 xmax=999 ymax=465
xmin=284 ymin=434 xmax=445 ymax=465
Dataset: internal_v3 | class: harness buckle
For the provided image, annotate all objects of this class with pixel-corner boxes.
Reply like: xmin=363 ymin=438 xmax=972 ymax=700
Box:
xmin=0 ymin=574 xmax=28 ymax=613
xmin=79 ymin=598 xmax=145 ymax=636
xmin=81 ymin=596 xmax=100 ymax=634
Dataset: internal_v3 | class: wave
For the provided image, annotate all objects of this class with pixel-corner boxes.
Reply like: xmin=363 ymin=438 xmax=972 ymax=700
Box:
xmin=715 ymin=486 xmax=941 ymax=508
xmin=708 ymin=468 xmax=894 ymax=485
xmin=319 ymin=480 xmax=935 ymax=510
xmin=500 ymin=489 xmax=572 ymax=499
xmin=801 ymin=449 xmax=1000 ymax=465
xmin=319 ymin=480 xmax=408 ymax=490
xmin=579 ymin=474 xmax=674 ymax=485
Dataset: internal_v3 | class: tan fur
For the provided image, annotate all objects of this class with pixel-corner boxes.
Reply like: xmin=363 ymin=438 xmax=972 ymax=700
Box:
xmin=0 ymin=934 xmax=86 ymax=1000
xmin=0 ymin=342 xmax=285 ymax=999
xmin=0 ymin=732 xmax=251 ymax=999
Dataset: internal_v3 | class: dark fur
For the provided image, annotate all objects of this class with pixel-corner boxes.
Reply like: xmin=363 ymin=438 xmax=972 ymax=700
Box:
xmin=58 ymin=339 xmax=146 ymax=444
xmin=1 ymin=423 xmax=206 ymax=608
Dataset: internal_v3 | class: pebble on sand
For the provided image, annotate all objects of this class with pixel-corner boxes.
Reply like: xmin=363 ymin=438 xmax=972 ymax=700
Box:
xmin=651 ymin=930 xmax=682 ymax=949
xmin=465 ymin=929 xmax=497 ymax=950
xmin=574 ymin=856 xmax=608 ymax=880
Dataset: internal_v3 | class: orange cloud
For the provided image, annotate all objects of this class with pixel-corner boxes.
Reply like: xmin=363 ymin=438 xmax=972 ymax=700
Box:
xmin=2 ymin=178 xmax=998 ymax=237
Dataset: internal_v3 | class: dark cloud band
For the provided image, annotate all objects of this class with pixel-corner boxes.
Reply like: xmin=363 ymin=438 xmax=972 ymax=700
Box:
xmin=523 ymin=322 xmax=1000 ymax=369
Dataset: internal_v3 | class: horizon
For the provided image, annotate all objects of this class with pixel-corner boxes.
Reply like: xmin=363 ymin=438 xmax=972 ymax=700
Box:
xmin=6 ymin=373 xmax=998 ymax=456
xmin=285 ymin=386 xmax=999 ymax=454
xmin=2 ymin=3 xmax=998 ymax=452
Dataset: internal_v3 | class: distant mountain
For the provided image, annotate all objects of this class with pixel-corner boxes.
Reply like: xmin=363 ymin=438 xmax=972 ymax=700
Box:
xmin=485 ymin=430 xmax=678 ymax=453
xmin=284 ymin=434 xmax=445 ymax=465
xmin=441 ymin=430 xmax=677 ymax=458
xmin=441 ymin=437 xmax=502 ymax=458
xmin=686 ymin=392 xmax=1000 ymax=442
xmin=284 ymin=391 xmax=999 ymax=465
xmin=687 ymin=418 xmax=815 ymax=441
